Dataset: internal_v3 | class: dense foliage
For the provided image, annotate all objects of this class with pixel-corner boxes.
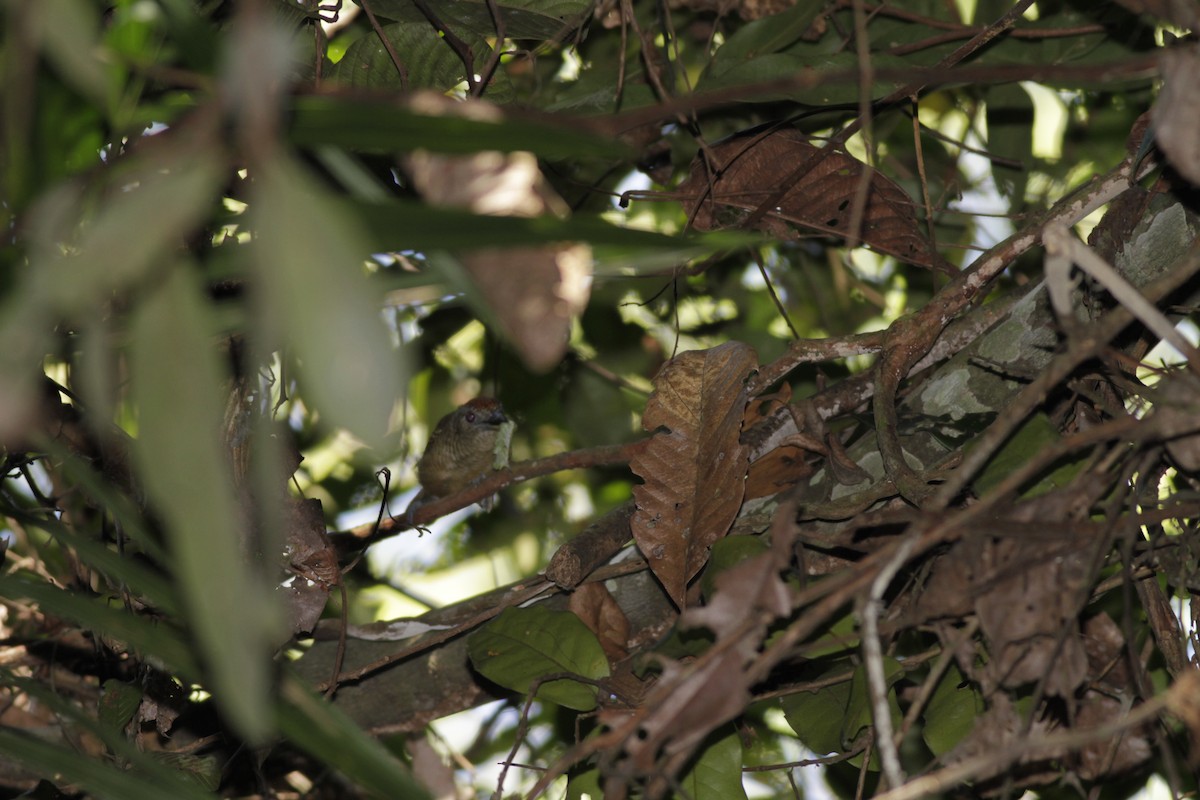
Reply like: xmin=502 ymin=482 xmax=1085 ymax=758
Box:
xmin=2 ymin=0 xmax=1199 ymax=798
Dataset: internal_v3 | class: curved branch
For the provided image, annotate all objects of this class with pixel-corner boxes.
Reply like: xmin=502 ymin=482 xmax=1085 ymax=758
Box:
xmin=337 ymin=439 xmax=651 ymax=546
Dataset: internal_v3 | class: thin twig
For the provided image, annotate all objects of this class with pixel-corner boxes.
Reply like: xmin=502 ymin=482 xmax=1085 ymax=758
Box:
xmin=473 ymin=0 xmax=507 ymax=98
xmin=411 ymin=0 xmax=477 ymax=94
xmin=358 ymin=0 xmax=407 ymax=90
xmin=860 ymin=533 xmax=917 ymax=790
xmin=876 ymin=672 xmax=1199 ymax=800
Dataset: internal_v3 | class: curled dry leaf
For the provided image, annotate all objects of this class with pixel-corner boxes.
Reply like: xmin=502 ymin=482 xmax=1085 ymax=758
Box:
xmin=568 ymin=581 xmax=632 ymax=662
xmin=630 ymin=341 xmax=757 ymax=607
xmin=405 ymin=148 xmax=591 ymax=372
xmin=676 ymin=129 xmax=944 ymax=270
xmin=1153 ymin=46 xmax=1200 ymax=186
xmin=282 ymin=496 xmax=339 ymax=636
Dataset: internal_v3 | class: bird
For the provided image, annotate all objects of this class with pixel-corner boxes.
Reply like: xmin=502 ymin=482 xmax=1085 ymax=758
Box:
xmin=406 ymin=397 xmax=510 ymax=520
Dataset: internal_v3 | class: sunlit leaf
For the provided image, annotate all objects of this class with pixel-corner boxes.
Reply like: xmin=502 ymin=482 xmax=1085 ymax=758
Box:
xmin=329 ymin=22 xmax=513 ymax=102
xmin=251 ymin=154 xmax=406 ymax=446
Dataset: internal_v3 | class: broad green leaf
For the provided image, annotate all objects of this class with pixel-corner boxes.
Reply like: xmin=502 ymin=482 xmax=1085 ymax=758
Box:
xmin=676 ymin=728 xmax=748 ymax=800
xmin=922 ymin=664 xmax=982 ymax=756
xmin=799 ymin=612 xmax=860 ymax=659
xmin=287 ymin=95 xmax=631 ymax=159
xmin=780 ymin=674 xmax=848 ymax=756
xmin=698 ymin=52 xmax=908 ymax=106
xmin=355 ymin=0 xmax=589 ymax=39
xmin=468 ymin=605 xmax=610 ymax=711
xmin=708 ymin=0 xmax=825 ymax=72
xmin=130 ymin=264 xmax=282 ymax=744
xmin=0 ymin=576 xmax=198 ymax=676
xmin=971 ymin=412 xmax=1085 ymax=498
xmin=843 ymin=658 xmax=904 ymax=747
xmin=985 ymin=84 xmax=1034 ymax=211
xmin=329 ymin=22 xmax=513 ymax=102
xmin=342 ymin=197 xmax=760 ymax=273
xmin=251 ymin=154 xmax=406 ymax=445
xmin=278 ymin=674 xmax=430 ymax=800
xmin=780 ymin=658 xmax=902 ymax=758
xmin=700 ymin=535 xmax=768 ymax=600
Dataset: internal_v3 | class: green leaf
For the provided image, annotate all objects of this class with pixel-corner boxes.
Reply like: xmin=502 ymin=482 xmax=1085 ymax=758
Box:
xmin=34 ymin=0 xmax=113 ymax=110
xmin=130 ymin=264 xmax=283 ymax=744
xmin=921 ymin=663 xmax=981 ymax=756
xmin=708 ymin=0 xmax=825 ymax=71
xmin=329 ymin=22 xmax=513 ymax=102
xmin=149 ymin=753 xmax=223 ymax=791
xmin=277 ymin=674 xmax=430 ymax=800
xmin=468 ymin=605 xmax=610 ymax=711
xmin=701 ymin=535 xmax=769 ymax=600
xmin=675 ymin=728 xmax=748 ymax=800
xmin=4 ymin=677 xmax=216 ymax=800
xmin=251 ymin=154 xmax=406 ymax=445
xmin=0 ymin=729 xmax=217 ymax=800
xmin=99 ymin=679 xmax=143 ymax=734
xmin=354 ymin=0 xmax=589 ymax=39
xmin=287 ymin=95 xmax=632 ymax=160
xmin=567 ymin=766 xmax=603 ymax=800
xmin=779 ymin=658 xmax=903 ymax=758
xmin=843 ymin=658 xmax=903 ymax=747
xmin=698 ymin=52 xmax=908 ymax=106
xmin=971 ymin=412 xmax=1085 ymax=498
xmin=4 ymin=498 xmax=177 ymax=616
xmin=0 ymin=576 xmax=198 ymax=676
xmin=343 ymin=197 xmax=760 ymax=265
xmin=780 ymin=674 xmax=848 ymax=755
xmin=985 ymin=84 xmax=1034 ymax=211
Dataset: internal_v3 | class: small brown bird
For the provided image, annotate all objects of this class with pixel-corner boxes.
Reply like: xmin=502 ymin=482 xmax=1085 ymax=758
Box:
xmin=410 ymin=397 xmax=510 ymax=514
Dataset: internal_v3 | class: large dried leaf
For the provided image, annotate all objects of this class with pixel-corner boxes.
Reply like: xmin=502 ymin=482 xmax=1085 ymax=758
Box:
xmin=675 ymin=129 xmax=942 ymax=269
xmin=630 ymin=342 xmax=756 ymax=607
xmin=407 ymin=150 xmax=591 ymax=371
xmin=1153 ymin=47 xmax=1200 ymax=186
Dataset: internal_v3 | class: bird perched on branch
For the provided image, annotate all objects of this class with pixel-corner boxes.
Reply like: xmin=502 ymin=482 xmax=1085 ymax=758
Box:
xmin=407 ymin=397 xmax=511 ymax=519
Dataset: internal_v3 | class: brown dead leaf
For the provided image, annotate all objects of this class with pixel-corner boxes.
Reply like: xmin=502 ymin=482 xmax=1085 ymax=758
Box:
xmin=460 ymin=243 xmax=591 ymax=372
xmin=630 ymin=341 xmax=757 ymax=607
xmin=744 ymin=445 xmax=814 ymax=499
xmin=1154 ymin=47 xmax=1200 ymax=187
xmin=569 ymin=581 xmax=632 ymax=661
xmin=915 ymin=532 xmax=1090 ymax=697
xmin=676 ymin=129 xmax=943 ymax=270
xmin=404 ymin=150 xmax=591 ymax=372
xmin=1112 ymin=0 xmax=1199 ymax=29
xmin=282 ymin=497 xmax=338 ymax=636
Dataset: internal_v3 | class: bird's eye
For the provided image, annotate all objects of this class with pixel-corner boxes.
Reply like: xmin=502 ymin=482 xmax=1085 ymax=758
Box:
xmin=465 ymin=411 xmax=476 ymax=423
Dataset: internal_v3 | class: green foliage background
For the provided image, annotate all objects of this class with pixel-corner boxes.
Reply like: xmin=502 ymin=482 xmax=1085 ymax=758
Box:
xmin=0 ymin=0 xmax=1192 ymax=798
